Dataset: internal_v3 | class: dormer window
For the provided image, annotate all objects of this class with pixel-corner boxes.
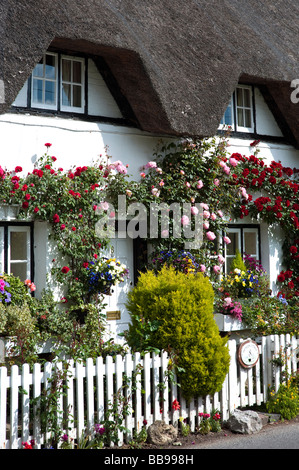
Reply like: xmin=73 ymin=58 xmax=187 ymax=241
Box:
xmin=220 ymin=85 xmax=254 ymax=133
xmin=31 ymin=53 xmax=84 ymax=113
xmin=12 ymin=50 xmax=127 ymax=121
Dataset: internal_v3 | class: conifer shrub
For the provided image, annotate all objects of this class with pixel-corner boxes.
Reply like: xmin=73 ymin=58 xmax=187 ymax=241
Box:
xmin=125 ymin=266 xmax=230 ymax=400
xmin=230 ymin=249 xmax=247 ymax=273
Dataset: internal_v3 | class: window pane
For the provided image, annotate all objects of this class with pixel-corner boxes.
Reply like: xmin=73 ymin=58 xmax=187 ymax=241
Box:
xmin=73 ymin=85 xmax=82 ymax=107
xmin=221 ymin=105 xmax=233 ymax=125
xmin=10 ymin=262 xmax=27 ymax=281
xmin=32 ymin=61 xmax=44 ymax=78
xmin=72 ymin=61 xmax=82 ymax=83
xmin=236 ymin=88 xmax=243 ymax=106
xmin=244 ymin=109 xmax=252 ymax=128
xmin=32 ymin=79 xmax=43 ymax=103
xmin=227 ymin=232 xmax=239 ymax=256
xmin=243 ymin=88 xmax=251 ymax=107
xmin=10 ymin=232 xmax=27 ymax=260
xmin=237 ymin=108 xmax=244 ymax=127
xmin=45 ymin=55 xmax=56 ymax=79
xmin=244 ymin=231 xmax=257 ymax=256
xmin=45 ymin=81 xmax=56 ymax=105
xmin=62 ymin=59 xmax=71 ymax=82
xmin=62 ymin=83 xmax=71 ymax=106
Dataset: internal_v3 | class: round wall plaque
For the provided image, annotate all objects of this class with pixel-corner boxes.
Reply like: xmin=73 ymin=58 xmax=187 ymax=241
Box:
xmin=237 ymin=339 xmax=259 ymax=368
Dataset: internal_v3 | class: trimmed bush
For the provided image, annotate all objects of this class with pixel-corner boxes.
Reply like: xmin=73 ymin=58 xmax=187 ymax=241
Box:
xmin=125 ymin=266 xmax=230 ymax=400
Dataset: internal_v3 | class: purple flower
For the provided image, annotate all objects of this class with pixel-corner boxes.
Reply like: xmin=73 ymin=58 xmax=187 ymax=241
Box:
xmin=95 ymin=424 xmax=105 ymax=435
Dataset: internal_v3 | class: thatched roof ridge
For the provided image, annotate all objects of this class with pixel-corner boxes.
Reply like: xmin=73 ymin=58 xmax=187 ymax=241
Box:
xmin=1 ymin=0 xmax=299 ymax=144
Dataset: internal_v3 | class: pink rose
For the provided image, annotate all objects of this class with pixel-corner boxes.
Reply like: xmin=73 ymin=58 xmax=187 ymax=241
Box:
xmin=229 ymin=157 xmax=238 ymax=167
xmin=206 ymin=231 xmax=216 ymax=241
xmin=181 ymin=215 xmax=190 ymax=226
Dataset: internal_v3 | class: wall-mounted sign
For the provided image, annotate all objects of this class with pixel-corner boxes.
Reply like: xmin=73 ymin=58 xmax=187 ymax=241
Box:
xmin=106 ymin=310 xmax=121 ymax=320
xmin=237 ymin=339 xmax=260 ymax=369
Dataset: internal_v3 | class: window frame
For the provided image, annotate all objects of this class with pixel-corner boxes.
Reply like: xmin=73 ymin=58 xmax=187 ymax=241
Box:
xmin=223 ymin=224 xmax=261 ymax=274
xmin=235 ymin=85 xmax=254 ymax=133
xmin=31 ymin=52 xmax=58 ymax=111
xmin=0 ymin=222 xmax=34 ymax=281
xmin=60 ymin=55 xmax=85 ymax=113
xmin=219 ymin=85 xmax=255 ymax=133
xmin=30 ymin=52 xmax=85 ymax=114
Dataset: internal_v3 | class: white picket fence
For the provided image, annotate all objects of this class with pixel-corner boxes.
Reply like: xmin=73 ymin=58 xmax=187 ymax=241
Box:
xmin=0 ymin=334 xmax=299 ymax=449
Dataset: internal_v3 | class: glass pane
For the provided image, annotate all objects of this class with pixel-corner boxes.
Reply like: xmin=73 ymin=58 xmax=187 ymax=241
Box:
xmin=10 ymin=232 xmax=27 ymax=260
xmin=45 ymin=81 xmax=55 ymax=105
xmin=244 ymin=109 xmax=252 ymax=127
xmin=32 ymin=79 xmax=43 ymax=103
xmin=237 ymin=108 xmax=244 ymax=127
xmin=10 ymin=262 xmax=27 ymax=281
xmin=45 ymin=55 xmax=56 ymax=79
xmin=62 ymin=83 xmax=71 ymax=106
xmin=73 ymin=85 xmax=82 ymax=107
xmin=72 ymin=61 xmax=82 ymax=83
xmin=243 ymin=88 xmax=251 ymax=107
xmin=244 ymin=232 xmax=257 ymax=256
xmin=236 ymin=88 xmax=243 ymax=106
xmin=32 ymin=60 xmax=44 ymax=78
xmin=62 ymin=59 xmax=71 ymax=82
xmin=227 ymin=232 xmax=239 ymax=256
xmin=226 ymin=257 xmax=234 ymax=274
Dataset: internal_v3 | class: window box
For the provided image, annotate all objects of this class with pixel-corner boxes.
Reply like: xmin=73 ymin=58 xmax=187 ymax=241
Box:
xmin=214 ymin=313 xmax=249 ymax=332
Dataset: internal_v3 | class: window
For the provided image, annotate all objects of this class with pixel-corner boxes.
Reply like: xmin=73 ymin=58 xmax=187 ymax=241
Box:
xmin=61 ymin=56 xmax=84 ymax=112
xmin=31 ymin=53 xmax=58 ymax=110
xmin=0 ymin=224 xmax=32 ymax=281
xmin=219 ymin=85 xmax=254 ymax=132
xmin=31 ymin=53 xmax=85 ymax=113
xmin=224 ymin=225 xmax=260 ymax=274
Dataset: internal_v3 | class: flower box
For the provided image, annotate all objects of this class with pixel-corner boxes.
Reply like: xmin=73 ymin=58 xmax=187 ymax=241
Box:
xmin=0 ymin=336 xmax=55 ymax=362
xmin=214 ymin=313 xmax=249 ymax=332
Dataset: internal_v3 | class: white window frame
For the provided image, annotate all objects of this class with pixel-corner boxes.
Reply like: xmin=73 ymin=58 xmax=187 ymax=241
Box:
xmin=31 ymin=52 xmax=58 ymax=110
xmin=224 ymin=226 xmax=260 ymax=274
xmin=235 ymin=85 xmax=254 ymax=133
xmin=7 ymin=226 xmax=31 ymax=280
xmin=30 ymin=52 xmax=85 ymax=113
xmin=219 ymin=85 xmax=254 ymax=133
xmin=60 ymin=55 xmax=85 ymax=113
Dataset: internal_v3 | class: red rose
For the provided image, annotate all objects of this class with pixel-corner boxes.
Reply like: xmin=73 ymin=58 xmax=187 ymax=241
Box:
xmin=277 ymin=274 xmax=285 ymax=282
xmin=61 ymin=266 xmax=70 ymax=274
xmin=53 ymin=214 xmax=60 ymax=223
xmin=60 ymin=224 xmax=66 ymax=230
xmin=22 ymin=201 xmax=29 ymax=209
xmin=83 ymin=262 xmax=89 ymax=268
xmin=34 ymin=207 xmax=39 ymax=213
xmin=15 ymin=166 xmax=22 ymax=172
xmin=290 ymin=246 xmax=298 ymax=254
xmin=45 ymin=143 xmax=52 ymax=148
xmin=25 ymin=193 xmax=31 ymax=200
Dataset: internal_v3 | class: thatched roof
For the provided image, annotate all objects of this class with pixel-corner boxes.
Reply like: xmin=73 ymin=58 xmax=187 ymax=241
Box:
xmin=1 ymin=0 xmax=299 ymax=145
